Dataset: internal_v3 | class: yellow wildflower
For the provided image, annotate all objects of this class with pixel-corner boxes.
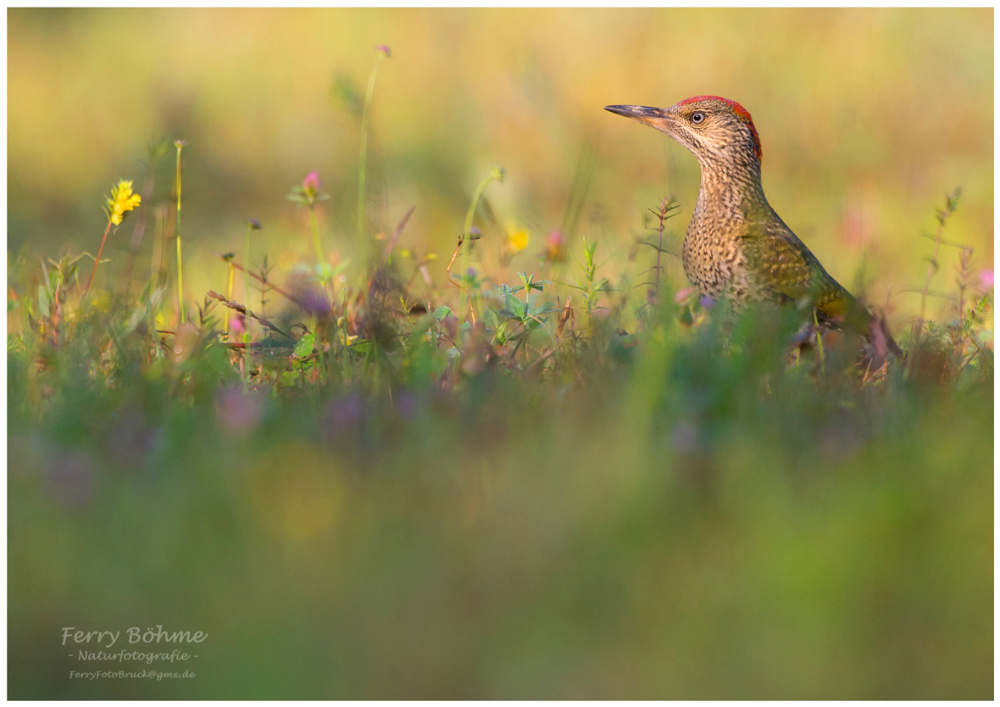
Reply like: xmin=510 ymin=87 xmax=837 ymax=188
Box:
xmin=84 ymin=179 xmax=141 ymax=298
xmin=104 ymin=180 xmax=142 ymax=226
xmin=505 ymin=227 xmax=529 ymax=254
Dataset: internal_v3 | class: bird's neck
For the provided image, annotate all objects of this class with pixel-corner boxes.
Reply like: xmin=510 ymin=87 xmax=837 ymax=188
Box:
xmin=694 ymin=155 xmax=769 ymax=221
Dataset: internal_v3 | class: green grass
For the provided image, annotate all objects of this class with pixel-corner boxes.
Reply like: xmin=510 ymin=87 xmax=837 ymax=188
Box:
xmin=6 ymin=9 xmax=995 ymax=699
xmin=7 ymin=190 xmax=993 ymax=698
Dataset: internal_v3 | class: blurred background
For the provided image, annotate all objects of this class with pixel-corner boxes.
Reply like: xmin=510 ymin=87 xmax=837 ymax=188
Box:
xmin=7 ymin=7 xmax=994 ymax=325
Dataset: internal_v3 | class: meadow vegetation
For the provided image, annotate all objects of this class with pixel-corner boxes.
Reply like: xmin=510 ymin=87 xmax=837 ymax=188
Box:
xmin=7 ymin=8 xmax=993 ymax=699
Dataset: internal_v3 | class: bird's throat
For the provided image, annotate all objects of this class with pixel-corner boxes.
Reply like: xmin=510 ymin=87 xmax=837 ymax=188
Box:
xmin=695 ymin=161 xmax=769 ymax=222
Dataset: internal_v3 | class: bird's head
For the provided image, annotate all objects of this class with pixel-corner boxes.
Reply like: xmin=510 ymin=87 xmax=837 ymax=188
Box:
xmin=605 ymin=96 xmax=762 ymax=166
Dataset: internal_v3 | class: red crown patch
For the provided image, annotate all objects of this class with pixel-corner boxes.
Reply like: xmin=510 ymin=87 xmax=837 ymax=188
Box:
xmin=676 ymin=95 xmax=762 ymax=160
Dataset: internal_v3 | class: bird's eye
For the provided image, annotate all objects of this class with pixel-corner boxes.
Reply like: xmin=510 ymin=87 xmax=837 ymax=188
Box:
xmin=690 ymin=112 xmax=705 ymax=124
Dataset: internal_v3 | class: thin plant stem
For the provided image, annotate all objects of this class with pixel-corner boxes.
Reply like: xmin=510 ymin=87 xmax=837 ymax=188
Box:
xmin=642 ymin=195 xmax=678 ymax=300
xmin=445 ymin=234 xmax=475 ymax=326
xmin=814 ymin=308 xmax=825 ymax=374
xmin=241 ymin=279 xmax=251 ymax=385
xmin=174 ymin=140 xmax=187 ymax=325
xmin=915 ymin=188 xmax=961 ymax=348
xmin=309 ymin=206 xmax=324 ymax=266
xmin=655 ymin=221 xmax=664 ymax=296
xmin=216 ymin=254 xmax=313 ymax=312
xmin=463 ymin=169 xmax=502 ymax=245
xmin=225 ymin=260 xmax=235 ymax=336
xmin=457 ymin=166 xmax=504 ymax=322
xmin=916 ymin=223 xmax=944 ymax=348
xmin=309 ymin=205 xmax=334 ymax=306
xmin=358 ymin=48 xmax=389 ymax=246
xmin=240 ymin=220 xmax=263 ymax=382
xmin=244 ymin=225 xmax=253 ymax=340
xmin=82 ymin=221 xmax=113 ymax=300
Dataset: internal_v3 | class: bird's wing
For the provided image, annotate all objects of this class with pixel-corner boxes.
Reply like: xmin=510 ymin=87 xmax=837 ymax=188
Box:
xmin=741 ymin=221 xmax=868 ymax=329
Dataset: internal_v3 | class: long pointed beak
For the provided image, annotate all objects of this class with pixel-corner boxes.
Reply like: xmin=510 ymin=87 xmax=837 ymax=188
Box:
xmin=604 ymin=105 xmax=670 ymax=120
xmin=604 ymin=104 xmax=677 ymax=134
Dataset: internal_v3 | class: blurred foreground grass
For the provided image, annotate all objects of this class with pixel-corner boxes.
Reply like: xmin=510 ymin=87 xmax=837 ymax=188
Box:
xmin=8 ymin=269 xmax=993 ymax=697
xmin=6 ymin=7 xmax=995 ymax=700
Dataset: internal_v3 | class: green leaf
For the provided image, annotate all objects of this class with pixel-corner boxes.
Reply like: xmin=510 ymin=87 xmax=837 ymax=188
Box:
xmin=434 ymin=306 xmax=453 ymax=320
xmin=504 ymin=293 xmax=525 ymax=319
xmin=495 ymin=282 xmax=521 ymax=296
xmin=294 ymin=332 xmax=316 ymax=359
xmin=37 ymin=285 xmax=50 ymax=318
xmin=528 ymin=304 xmax=561 ymax=317
xmin=493 ymin=321 xmax=509 ymax=345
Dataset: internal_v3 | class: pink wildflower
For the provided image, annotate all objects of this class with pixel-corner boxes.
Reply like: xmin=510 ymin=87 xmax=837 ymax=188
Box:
xmin=303 ymin=171 xmax=321 ymax=195
xmin=544 ymin=229 xmax=567 ymax=263
xmin=674 ymin=287 xmax=697 ymax=304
